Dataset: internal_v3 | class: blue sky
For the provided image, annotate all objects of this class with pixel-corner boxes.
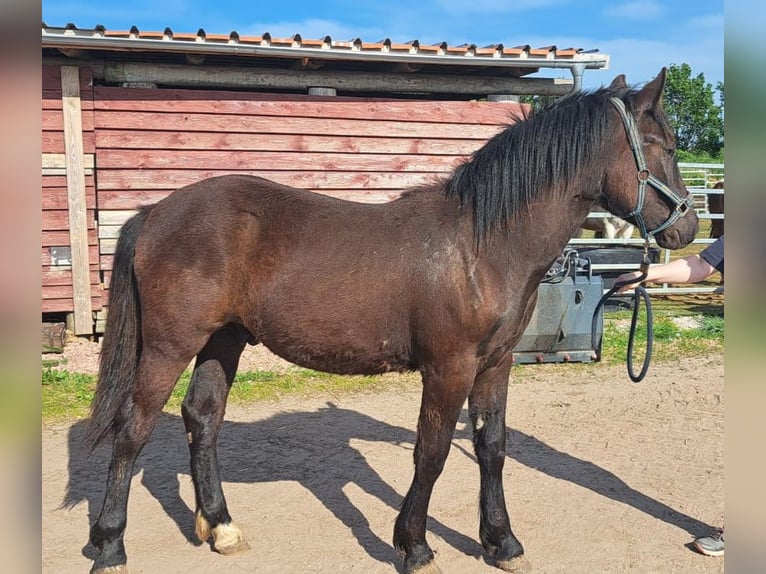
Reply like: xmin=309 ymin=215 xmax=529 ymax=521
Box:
xmin=41 ymin=0 xmax=723 ymax=91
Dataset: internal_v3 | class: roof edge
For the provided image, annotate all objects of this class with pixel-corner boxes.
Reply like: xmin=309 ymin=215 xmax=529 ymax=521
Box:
xmin=42 ymin=24 xmax=610 ymax=71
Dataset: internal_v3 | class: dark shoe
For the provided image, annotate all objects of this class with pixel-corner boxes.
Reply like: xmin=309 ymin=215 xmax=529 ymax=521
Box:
xmin=693 ymin=528 xmax=724 ymax=557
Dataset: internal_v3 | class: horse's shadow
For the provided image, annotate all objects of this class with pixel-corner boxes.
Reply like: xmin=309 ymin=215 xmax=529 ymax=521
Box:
xmin=62 ymin=403 xmax=711 ymax=570
xmin=63 ymin=404 xmax=483 ymax=570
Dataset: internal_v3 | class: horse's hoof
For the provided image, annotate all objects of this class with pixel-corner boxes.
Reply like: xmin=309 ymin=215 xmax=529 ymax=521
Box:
xmin=496 ymin=554 xmax=532 ymax=573
xmin=90 ymin=566 xmax=129 ymax=574
xmin=215 ymin=538 xmax=251 ymax=556
xmin=212 ymin=522 xmax=250 ymax=556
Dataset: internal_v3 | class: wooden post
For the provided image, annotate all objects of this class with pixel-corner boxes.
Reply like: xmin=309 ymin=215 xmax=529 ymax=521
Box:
xmin=60 ymin=66 xmax=93 ymax=335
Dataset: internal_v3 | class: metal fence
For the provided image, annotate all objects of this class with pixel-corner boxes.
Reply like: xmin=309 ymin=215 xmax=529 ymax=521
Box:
xmin=567 ymin=162 xmax=724 ymax=296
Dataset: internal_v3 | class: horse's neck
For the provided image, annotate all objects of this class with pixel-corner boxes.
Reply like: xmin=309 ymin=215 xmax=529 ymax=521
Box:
xmin=404 ymin=183 xmax=595 ymax=280
xmin=484 ymin=190 xmax=595 ymax=276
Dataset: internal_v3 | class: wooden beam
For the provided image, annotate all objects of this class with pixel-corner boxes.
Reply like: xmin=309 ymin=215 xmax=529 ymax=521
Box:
xmin=102 ymin=62 xmax=574 ymax=96
xmin=60 ymin=65 xmax=93 ymax=335
xmin=41 ymin=153 xmax=95 ymax=176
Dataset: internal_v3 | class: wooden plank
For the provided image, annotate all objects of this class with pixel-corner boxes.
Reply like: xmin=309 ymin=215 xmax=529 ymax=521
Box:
xmin=42 ymin=185 xmax=96 ymax=210
xmin=43 ymin=209 xmax=96 ymax=231
xmin=42 ymin=167 xmax=95 ymax=176
xmin=42 ymin=299 xmax=78 ymax=314
xmin=95 ymin=190 xmax=171 ymax=209
xmin=94 ymin=130 xmax=481 ymax=155
xmin=99 ymin=210 xmax=139 ymax=226
xmin=99 ymin=225 xmax=123 ymax=240
xmin=42 ymin=175 xmax=70 ymax=188
xmin=61 ymin=65 xmax=93 ymax=334
xmin=42 ymin=228 xmax=98 ymax=247
xmin=93 ymin=110 xmax=502 ymax=139
xmin=42 ymin=132 xmax=64 ymax=153
xmin=42 ymin=268 xmax=101 ymax=286
xmin=98 ymin=214 xmax=134 ymax=240
xmin=95 ymin=149 xmax=463 ymax=172
xmin=99 ymin=239 xmax=117 ymax=255
xmin=101 ymin=62 xmax=572 ymax=97
xmin=43 ymin=91 xmax=95 ymax=112
xmin=93 ymin=87 xmax=522 ymax=125
xmin=43 ymin=283 xmax=102 ymax=302
xmin=42 ymin=109 xmax=96 ymax=132
xmin=42 ymin=153 xmax=95 ymax=169
xmin=42 ymin=296 xmax=102 ymax=313
xmin=42 ymin=153 xmax=95 ymax=176
xmin=43 ymin=133 xmax=95 ymax=154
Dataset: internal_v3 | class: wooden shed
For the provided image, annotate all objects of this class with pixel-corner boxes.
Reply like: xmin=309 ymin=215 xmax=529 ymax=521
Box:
xmin=41 ymin=23 xmax=609 ymax=336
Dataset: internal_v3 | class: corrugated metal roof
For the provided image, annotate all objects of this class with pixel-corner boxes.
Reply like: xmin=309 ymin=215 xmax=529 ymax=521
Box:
xmin=42 ymin=23 xmax=609 ymax=74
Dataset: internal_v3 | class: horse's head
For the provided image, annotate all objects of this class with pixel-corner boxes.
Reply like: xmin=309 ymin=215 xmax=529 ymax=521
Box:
xmin=599 ymin=68 xmax=699 ymax=249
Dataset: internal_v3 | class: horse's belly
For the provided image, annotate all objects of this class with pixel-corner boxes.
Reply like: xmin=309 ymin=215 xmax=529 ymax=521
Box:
xmin=258 ymin=326 xmax=414 ymax=376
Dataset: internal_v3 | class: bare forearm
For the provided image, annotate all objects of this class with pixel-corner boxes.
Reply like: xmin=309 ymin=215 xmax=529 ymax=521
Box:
xmin=615 ymin=254 xmax=717 ymax=292
xmin=643 ymin=255 xmax=717 ymax=284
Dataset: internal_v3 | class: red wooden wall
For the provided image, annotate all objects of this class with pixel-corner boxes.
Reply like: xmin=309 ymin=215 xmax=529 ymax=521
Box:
xmin=42 ymin=66 xmax=524 ymax=332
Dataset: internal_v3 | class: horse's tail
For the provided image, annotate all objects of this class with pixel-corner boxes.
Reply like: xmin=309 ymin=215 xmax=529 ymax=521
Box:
xmin=83 ymin=206 xmax=153 ymax=452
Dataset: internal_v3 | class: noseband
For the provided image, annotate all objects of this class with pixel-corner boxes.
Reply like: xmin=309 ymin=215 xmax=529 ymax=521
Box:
xmin=608 ymin=97 xmax=693 ymax=240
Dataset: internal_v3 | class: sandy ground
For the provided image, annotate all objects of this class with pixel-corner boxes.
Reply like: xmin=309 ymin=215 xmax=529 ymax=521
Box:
xmin=42 ymin=342 xmax=724 ymax=573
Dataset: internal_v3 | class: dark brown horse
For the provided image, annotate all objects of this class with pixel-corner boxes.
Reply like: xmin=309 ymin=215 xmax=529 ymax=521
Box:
xmin=85 ymin=69 xmax=698 ymax=574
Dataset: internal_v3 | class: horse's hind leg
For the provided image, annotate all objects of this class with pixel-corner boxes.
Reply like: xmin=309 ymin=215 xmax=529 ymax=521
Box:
xmin=468 ymin=359 xmax=529 ymax=573
xmin=182 ymin=324 xmax=250 ymax=556
xmin=90 ymin=350 xmax=192 ymax=574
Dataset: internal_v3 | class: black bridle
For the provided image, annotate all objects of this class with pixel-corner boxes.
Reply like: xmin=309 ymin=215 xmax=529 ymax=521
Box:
xmin=591 ymin=99 xmax=694 ymax=382
xmin=608 ymin=97 xmax=694 ymax=241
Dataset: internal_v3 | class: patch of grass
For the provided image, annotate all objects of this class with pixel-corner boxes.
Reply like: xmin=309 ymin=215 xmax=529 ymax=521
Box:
xmin=688 ymin=315 xmax=724 ymax=338
xmin=41 ymin=367 xmax=420 ymax=423
xmin=42 ymin=368 xmax=97 ymax=421
xmin=600 ymin=310 xmax=723 ymax=365
xmin=162 ymin=369 xmax=420 ymax=412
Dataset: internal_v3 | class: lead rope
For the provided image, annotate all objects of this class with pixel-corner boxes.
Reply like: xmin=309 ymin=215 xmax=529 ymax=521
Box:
xmin=591 ymin=240 xmax=654 ymax=382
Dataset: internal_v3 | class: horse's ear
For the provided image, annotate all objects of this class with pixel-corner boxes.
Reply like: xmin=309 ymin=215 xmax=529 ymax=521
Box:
xmin=634 ymin=68 xmax=667 ymax=112
xmin=609 ymin=74 xmax=627 ymax=89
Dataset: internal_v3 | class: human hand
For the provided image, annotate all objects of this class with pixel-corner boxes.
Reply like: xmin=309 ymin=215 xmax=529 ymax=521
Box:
xmin=614 ymin=270 xmax=644 ymax=293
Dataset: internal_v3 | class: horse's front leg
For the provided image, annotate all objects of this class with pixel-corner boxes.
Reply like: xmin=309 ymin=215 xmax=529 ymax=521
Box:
xmin=469 ymin=357 xmax=529 ymax=573
xmin=394 ymin=361 xmax=475 ymax=574
xmin=182 ymin=325 xmax=250 ymax=556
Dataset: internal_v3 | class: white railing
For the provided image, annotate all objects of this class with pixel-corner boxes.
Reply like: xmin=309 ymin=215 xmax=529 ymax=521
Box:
xmin=568 ymin=162 xmax=724 ymax=296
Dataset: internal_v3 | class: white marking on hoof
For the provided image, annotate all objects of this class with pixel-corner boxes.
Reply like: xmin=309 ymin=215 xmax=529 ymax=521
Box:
xmin=497 ymin=554 xmax=532 ymax=573
xmin=195 ymin=509 xmax=212 ymax=542
xmin=212 ymin=522 xmax=250 ymax=556
xmin=475 ymin=415 xmax=485 ymax=431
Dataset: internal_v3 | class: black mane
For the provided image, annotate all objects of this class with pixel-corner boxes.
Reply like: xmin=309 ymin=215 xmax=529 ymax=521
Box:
xmin=446 ymin=85 xmax=635 ymax=242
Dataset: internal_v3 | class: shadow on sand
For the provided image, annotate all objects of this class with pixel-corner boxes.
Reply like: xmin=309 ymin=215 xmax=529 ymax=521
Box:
xmin=62 ymin=403 xmax=712 ymax=570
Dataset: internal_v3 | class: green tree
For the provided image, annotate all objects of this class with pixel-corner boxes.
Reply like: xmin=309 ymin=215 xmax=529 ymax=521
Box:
xmin=662 ymin=63 xmax=724 ymax=157
xmin=518 ymin=93 xmax=558 ymax=113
